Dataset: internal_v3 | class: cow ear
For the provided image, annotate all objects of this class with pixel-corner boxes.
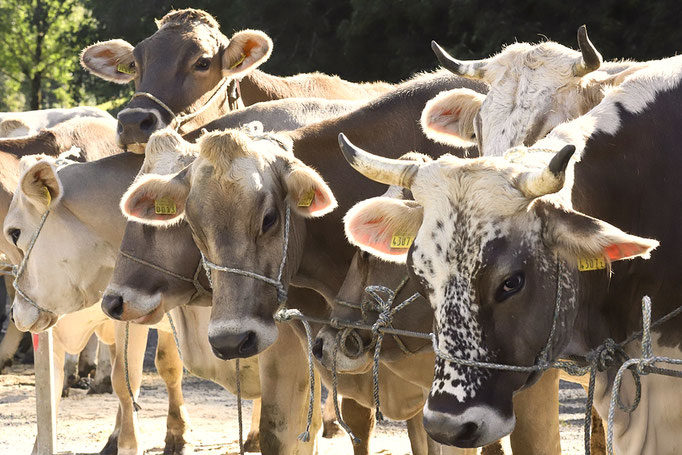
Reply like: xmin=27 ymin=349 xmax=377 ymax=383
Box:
xmin=222 ymin=30 xmax=273 ymax=78
xmin=19 ymin=158 xmax=62 ymax=211
xmin=283 ymin=161 xmax=337 ymax=218
xmin=344 ymin=197 xmax=423 ymax=263
xmin=535 ymin=200 xmax=659 ymax=264
xmin=121 ymin=166 xmax=191 ymax=227
xmin=81 ymin=39 xmax=136 ymax=84
xmin=421 ymin=88 xmax=484 ymax=147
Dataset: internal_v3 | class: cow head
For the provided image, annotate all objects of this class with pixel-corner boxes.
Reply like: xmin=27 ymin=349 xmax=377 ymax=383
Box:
xmin=424 ymin=26 xmax=643 ymax=156
xmin=314 ymin=154 xmax=433 ymax=374
xmin=81 ymin=8 xmax=272 ymax=147
xmin=102 ymin=129 xmax=207 ymax=324
xmin=3 ymin=157 xmax=120 ymax=332
xmin=338 ymin=134 xmax=658 ymax=447
xmin=120 ymin=129 xmax=337 ymax=359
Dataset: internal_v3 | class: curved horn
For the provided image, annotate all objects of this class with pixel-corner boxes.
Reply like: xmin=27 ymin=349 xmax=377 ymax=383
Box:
xmin=338 ymin=133 xmax=420 ymax=188
xmin=518 ymin=145 xmax=576 ymax=198
xmin=573 ymin=25 xmax=602 ymax=77
xmin=431 ymin=41 xmax=487 ymax=79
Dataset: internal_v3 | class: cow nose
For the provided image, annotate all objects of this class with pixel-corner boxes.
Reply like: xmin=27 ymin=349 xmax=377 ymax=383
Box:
xmin=423 ymin=412 xmax=480 ymax=447
xmin=312 ymin=337 xmax=324 ymax=361
xmin=209 ymin=331 xmax=258 ymax=360
xmin=116 ymin=108 xmax=161 ymax=146
xmin=102 ymin=294 xmax=125 ymax=320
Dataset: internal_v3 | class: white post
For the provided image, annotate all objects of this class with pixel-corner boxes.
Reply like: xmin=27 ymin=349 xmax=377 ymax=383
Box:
xmin=34 ymin=330 xmax=56 ymax=454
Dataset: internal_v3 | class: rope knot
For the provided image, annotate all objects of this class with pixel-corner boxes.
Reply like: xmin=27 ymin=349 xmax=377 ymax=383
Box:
xmin=587 ymin=338 xmax=627 ymax=372
xmin=274 ymin=308 xmax=299 ymax=323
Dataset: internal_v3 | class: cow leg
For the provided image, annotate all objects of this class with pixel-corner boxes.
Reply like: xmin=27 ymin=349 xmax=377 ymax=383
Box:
xmin=322 ymin=393 xmax=342 ymax=438
xmin=244 ymin=398 xmax=261 ymax=452
xmin=78 ymin=334 xmax=99 ymax=378
xmin=155 ymin=330 xmax=193 ymax=455
xmin=89 ymin=341 xmax=114 ymax=394
xmin=339 ymin=397 xmax=374 ymax=455
xmin=509 ymin=368 xmax=561 ymax=454
xmin=0 ymin=321 xmax=23 ymax=372
xmin=405 ymin=411 xmax=429 ymax=455
xmin=258 ymin=322 xmax=322 ymax=454
xmin=107 ymin=322 xmax=149 ymax=455
xmin=62 ymin=352 xmax=79 ymax=396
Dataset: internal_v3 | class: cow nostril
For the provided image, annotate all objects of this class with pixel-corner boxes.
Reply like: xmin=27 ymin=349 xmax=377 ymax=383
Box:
xmin=139 ymin=115 xmax=157 ymax=132
xmin=102 ymin=294 xmax=125 ymax=320
xmin=238 ymin=331 xmax=257 ymax=356
xmin=117 ymin=122 xmax=124 ymax=134
xmin=454 ymin=421 xmax=479 ymax=442
xmin=312 ymin=337 xmax=324 ymax=361
xmin=341 ymin=329 xmax=365 ymax=359
xmin=9 ymin=309 xmax=15 ymax=324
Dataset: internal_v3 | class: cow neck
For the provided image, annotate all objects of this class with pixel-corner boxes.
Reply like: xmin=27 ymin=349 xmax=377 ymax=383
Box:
xmin=283 ymin=73 xmax=482 ymax=311
xmin=239 ymin=70 xmax=392 ymax=105
xmin=58 ymin=153 xmax=144 ymax=250
xmin=564 ymin=88 xmax=682 ymax=354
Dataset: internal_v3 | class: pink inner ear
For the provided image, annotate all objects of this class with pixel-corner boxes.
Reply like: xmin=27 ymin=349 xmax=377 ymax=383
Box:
xmin=604 ymin=242 xmax=647 ymax=261
xmin=307 ymin=188 xmax=332 ymax=214
xmin=126 ymin=194 xmax=179 ymax=221
xmin=348 ymin=216 xmax=408 ymax=256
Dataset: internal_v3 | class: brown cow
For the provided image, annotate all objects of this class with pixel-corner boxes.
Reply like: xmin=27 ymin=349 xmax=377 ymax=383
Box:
xmin=81 ymin=8 xmax=392 ymax=148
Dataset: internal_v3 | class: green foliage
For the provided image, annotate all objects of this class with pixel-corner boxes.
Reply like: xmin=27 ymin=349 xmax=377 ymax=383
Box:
xmin=1 ymin=0 xmax=681 ymax=111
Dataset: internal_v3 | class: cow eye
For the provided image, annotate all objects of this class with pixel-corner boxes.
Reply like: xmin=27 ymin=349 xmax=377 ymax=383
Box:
xmin=262 ymin=209 xmax=278 ymax=233
xmin=7 ymin=229 xmax=20 ymax=246
xmin=194 ymin=57 xmax=211 ymax=71
xmin=495 ymin=271 xmax=524 ymax=302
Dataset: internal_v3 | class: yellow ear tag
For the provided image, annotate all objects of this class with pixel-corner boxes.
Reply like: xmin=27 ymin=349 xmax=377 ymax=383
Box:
xmin=154 ymin=197 xmax=177 ymax=215
xmin=577 ymin=256 xmax=606 ymax=272
xmin=116 ymin=63 xmax=135 ymax=75
xmin=297 ymin=190 xmax=315 ymax=207
xmin=229 ymin=53 xmax=247 ymax=70
xmin=42 ymin=186 xmax=51 ymax=207
xmin=390 ymin=234 xmax=414 ymax=249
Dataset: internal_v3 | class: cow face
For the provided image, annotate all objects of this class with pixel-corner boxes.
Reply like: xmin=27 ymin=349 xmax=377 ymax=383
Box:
xmin=339 ymin=137 xmax=658 ymax=447
xmin=4 ymin=158 xmax=119 ymax=332
xmin=424 ymin=27 xmax=642 ymax=157
xmin=81 ymin=9 xmax=272 ymax=147
xmin=120 ymin=129 xmax=337 ymax=359
xmin=103 ymin=130 xmax=206 ymax=324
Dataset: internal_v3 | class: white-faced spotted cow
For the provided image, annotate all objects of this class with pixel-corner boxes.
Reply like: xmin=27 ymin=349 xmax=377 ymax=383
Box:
xmin=423 ymin=26 xmax=647 ymax=157
xmin=81 ymin=8 xmax=392 ymax=149
xmin=339 ymin=55 xmax=682 ymax=454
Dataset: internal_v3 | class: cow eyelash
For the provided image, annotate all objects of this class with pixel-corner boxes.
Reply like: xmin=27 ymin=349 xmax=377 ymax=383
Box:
xmin=495 ymin=271 xmax=525 ymax=302
xmin=194 ymin=58 xmax=211 ymax=71
xmin=7 ymin=228 xmax=20 ymax=246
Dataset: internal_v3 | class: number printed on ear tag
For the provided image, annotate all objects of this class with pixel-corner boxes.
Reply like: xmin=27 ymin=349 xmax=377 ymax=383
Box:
xmin=116 ymin=63 xmax=135 ymax=75
xmin=390 ymin=234 xmax=414 ymax=249
xmin=154 ymin=198 xmax=177 ymax=215
xmin=298 ymin=190 xmax=315 ymax=207
xmin=577 ymin=256 xmax=606 ymax=271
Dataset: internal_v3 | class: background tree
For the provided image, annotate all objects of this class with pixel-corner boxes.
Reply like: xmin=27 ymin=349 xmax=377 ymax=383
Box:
xmin=0 ymin=0 xmax=98 ymax=110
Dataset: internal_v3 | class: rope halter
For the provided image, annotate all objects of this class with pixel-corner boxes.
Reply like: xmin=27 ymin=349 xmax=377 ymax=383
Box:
xmin=131 ymin=77 xmax=238 ymax=134
xmin=201 ymin=204 xmax=291 ymax=306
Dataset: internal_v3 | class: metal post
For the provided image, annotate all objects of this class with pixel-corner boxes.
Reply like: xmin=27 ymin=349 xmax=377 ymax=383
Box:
xmin=33 ymin=330 xmax=56 ymax=454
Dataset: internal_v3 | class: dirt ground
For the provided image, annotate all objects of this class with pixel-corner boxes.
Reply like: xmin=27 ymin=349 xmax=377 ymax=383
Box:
xmin=0 ymin=362 xmax=588 ymax=455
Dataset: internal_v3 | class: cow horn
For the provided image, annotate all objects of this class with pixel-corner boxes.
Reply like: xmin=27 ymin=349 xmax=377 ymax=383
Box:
xmin=338 ymin=133 xmax=420 ymax=188
xmin=431 ymin=41 xmax=487 ymax=79
xmin=519 ymin=145 xmax=576 ymax=198
xmin=573 ymin=25 xmax=602 ymax=77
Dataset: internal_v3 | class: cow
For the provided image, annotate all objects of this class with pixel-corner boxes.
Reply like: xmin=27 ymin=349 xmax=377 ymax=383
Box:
xmin=80 ymin=8 xmax=392 ymax=149
xmin=4 ymin=98 xmax=370 ymax=455
xmin=337 ymin=55 xmax=682 ymax=454
xmin=314 ymin=156 xmax=564 ymax=454
xmin=0 ymin=107 xmax=113 ymax=138
xmin=116 ymin=69 xmax=572 ymax=454
xmin=422 ymin=26 xmax=647 ymax=157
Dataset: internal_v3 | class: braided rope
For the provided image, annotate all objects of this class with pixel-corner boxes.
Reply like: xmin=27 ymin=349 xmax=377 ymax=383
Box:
xmin=123 ymin=322 xmax=142 ymax=412
xmin=331 ymin=331 xmax=361 ymax=445
xmin=235 ymin=358 xmax=244 ymax=455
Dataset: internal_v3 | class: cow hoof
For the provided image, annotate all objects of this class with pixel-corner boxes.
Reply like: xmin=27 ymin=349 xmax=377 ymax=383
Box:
xmin=99 ymin=434 xmax=118 ymax=455
xmin=88 ymin=376 xmax=113 ymax=395
xmin=164 ymin=433 xmax=194 ymax=455
xmin=0 ymin=358 xmax=12 ymax=373
xmin=322 ymin=419 xmax=342 ymax=438
xmin=61 ymin=386 xmax=70 ymax=398
xmin=244 ymin=433 xmax=260 ymax=452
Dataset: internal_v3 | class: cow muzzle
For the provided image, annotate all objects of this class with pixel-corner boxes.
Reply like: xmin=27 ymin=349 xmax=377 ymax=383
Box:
xmin=11 ymin=297 xmax=58 ymax=333
xmin=423 ymin=401 xmax=515 ymax=448
xmin=207 ymin=317 xmax=277 ymax=360
xmin=101 ymin=287 xmax=164 ymax=324
xmin=116 ymin=107 xmax=164 ymax=148
xmin=313 ymin=326 xmax=372 ymax=373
